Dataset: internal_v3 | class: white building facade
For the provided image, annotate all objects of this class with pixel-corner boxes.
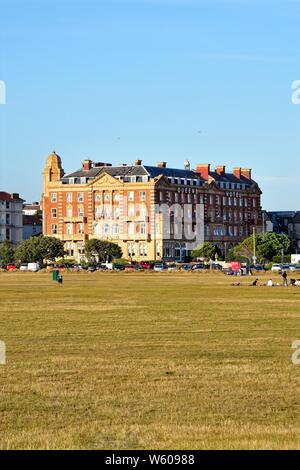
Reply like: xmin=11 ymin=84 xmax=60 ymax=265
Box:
xmin=0 ymin=192 xmax=24 ymax=246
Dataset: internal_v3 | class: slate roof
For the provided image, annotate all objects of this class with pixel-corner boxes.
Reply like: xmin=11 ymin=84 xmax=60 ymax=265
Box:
xmin=0 ymin=192 xmax=24 ymax=202
xmin=62 ymin=163 xmax=255 ymax=185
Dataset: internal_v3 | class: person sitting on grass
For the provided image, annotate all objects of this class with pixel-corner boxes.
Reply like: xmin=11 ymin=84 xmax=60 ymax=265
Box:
xmin=252 ymin=278 xmax=259 ymax=286
xmin=290 ymin=278 xmax=296 ymax=287
xmin=267 ymin=279 xmax=274 ymax=287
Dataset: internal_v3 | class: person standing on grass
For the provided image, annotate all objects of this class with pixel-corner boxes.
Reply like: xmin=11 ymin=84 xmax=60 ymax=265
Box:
xmin=282 ymin=271 xmax=288 ymax=287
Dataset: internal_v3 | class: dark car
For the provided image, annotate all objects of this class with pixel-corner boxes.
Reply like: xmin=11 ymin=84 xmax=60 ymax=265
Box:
xmin=87 ymin=266 xmax=96 ymax=272
xmin=180 ymin=264 xmax=193 ymax=271
xmin=113 ymin=264 xmax=125 ymax=271
xmin=192 ymin=264 xmax=205 ymax=271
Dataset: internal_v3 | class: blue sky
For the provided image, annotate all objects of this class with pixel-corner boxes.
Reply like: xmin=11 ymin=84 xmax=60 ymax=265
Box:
xmin=0 ymin=0 xmax=300 ymax=209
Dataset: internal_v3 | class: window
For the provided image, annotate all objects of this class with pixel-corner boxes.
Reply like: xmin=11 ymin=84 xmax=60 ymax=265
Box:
xmin=6 ymin=214 xmax=10 ymax=224
xmin=52 ymin=224 xmax=58 ymax=234
xmin=6 ymin=228 xmax=10 ymax=240
xmin=104 ymin=193 xmax=110 ymax=202
xmin=140 ymin=242 xmax=147 ymax=256
xmin=51 ymin=208 xmax=57 ymax=218
xmin=104 ymin=206 xmax=111 ymax=218
xmin=114 ymin=193 xmax=120 ymax=202
xmin=141 ymin=223 xmax=146 ymax=235
xmin=67 ymin=223 xmax=73 ymax=235
xmin=199 ymin=194 xmax=204 ymax=204
xmin=103 ymin=223 xmax=110 ymax=235
xmin=80 ymin=177 xmax=86 ymax=184
xmin=140 ymin=205 xmax=147 ymax=217
xmin=112 ymin=224 xmax=119 ymax=236
xmin=67 ymin=207 xmax=73 ymax=218
xmin=77 ymin=192 xmax=84 ymax=203
xmin=253 ymin=199 xmax=256 ymax=208
xmin=127 ymin=242 xmax=135 ymax=257
xmin=78 ymin=206 xmax=84 ymax=217
xmin=114 ymin=207 xmax=120 ymax=219
xmin=128 ymin=222 xmax=135 ymax=235
xmin=159 ymin=191 xmax=164 ymax=201
xmin=216 ymin=196 xmax=220 ymax=205
xmin=128 ymin=205 xmax=135 ymax=217
xmin=67 ymin=193 xmax=72 ymax=203
xmin=128 ymin=191 xmax=134 ymax=201
xmin=51 ymin=193 xmax=57 ymax=203
xmin=174 ymin=193 xmax=179 ymax=203
xmin=95 ymin=194 xmax=101 ymax=203
xmin=78 ymin=223 xmax=84 ymax=234
xmin=209 ymin=195 xmax=213 ymax=205
xmin=95 ymin=206 xmax=102 ymax=218
xmin=139 ymin=191 xmax=146 ymax=201
xmin=187 ymin=194 xmax=191 ymax=203
xmin=6 ymin=201 xmax=10 ymax=209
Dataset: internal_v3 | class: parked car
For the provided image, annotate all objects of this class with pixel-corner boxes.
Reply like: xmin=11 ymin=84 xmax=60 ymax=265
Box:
xmin=167 ymin=263 xmax=177 ymax=271
xmin=28 ymin=262 xmax=40 ymax=272
xmin=19 ymin=263 xmax=28 ymax=271
xmin=124 ymin=265 xmax=140 ymax=271
xmin=113 ymin=264 xmax=125 ymax=271
xmin=87 ymin=266 xmax=96 ymax=272
xmin=271 ymin=264 xmax=282 ymax=272
xmin=192 ymin=263 xmax=205 ymax=271
xmin=289 ymin=264 xmax=300 ymax=271
xmin=139 ymin=261 xmax=153 ymax=270
xmin=153 ymin=264 xmax=165 ymax=272
xmin=222 ymin=267 xmax=233 ymax=275
xmin=6 ymin=264 xmax=17 ymax=271
xmin=180 ymin=264 xmax=193 ymax=271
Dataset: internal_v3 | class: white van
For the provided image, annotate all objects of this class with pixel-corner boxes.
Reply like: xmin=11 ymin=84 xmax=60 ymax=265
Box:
xmin=28 ymin=263 xmax=40 ymax=272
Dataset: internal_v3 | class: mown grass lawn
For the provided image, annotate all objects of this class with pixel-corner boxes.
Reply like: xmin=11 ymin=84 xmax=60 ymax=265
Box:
xmin=0 ymin=270 xmax=299 ymax=449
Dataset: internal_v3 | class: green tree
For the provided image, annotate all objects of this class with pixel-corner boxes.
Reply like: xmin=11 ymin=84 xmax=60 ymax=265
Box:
xmin=85 ymin=239 xmax=122 ymax=263
xmin=227 ymin=232 xmax=291 ymax=263
xmin=192 ymin=242 xmax=218 ymax=260
xmin=0 ymin=241 xmax=15 ymax=267
xmin=15 ymin=236 xmax=64 ymax=265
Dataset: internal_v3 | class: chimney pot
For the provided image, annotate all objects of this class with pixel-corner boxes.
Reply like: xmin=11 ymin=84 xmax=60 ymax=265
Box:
xmin=233 ymin=167 xmax=242 ymax=179
xmin=82 ymin=159 xmax=92 ymax=171
xmin=135 ymin=159 xmax=142 ymax=166
xmin=195 ymin=163 xmax=211 ymax=179
xmin=157 ymin=162 xmax=167 ymax=168
xmin=215 ymin=165 xmax=226 ymax=176
xmin=241 ymin=168 xmax=252 ymax=180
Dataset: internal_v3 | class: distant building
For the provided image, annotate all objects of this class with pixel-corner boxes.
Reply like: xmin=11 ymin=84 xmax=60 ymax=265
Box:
xmin=23 ymin=214 xmax=43 ymax=240
xmin=289 ymin=212 xmax=300 ymax=253
xmin=266 ymin=211 xmax=296 ymax=236
xmin=42 ymin=152 xmax=263 ymax=261
xmin=0 ymin=192 xmax=24 ymax=246
xmin=23 ymin=202 xmax=40 ymax=216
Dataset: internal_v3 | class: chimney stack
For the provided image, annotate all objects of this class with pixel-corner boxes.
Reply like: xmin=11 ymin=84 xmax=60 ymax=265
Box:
xmin=241 ymin=168 xmax=252 ymax=180
xmin=134 ymin=159 xmax=142 ymax=166
xmin=82 ymin=159 xmax=92 ymax=171
xmin=215 ymin=165 xmax=225 ymax=176
xmin=233 ymin=167 xmax=242 ymax=179
xmin=195 ymin=164 xmax=210 ymax=179
xmin=157 ymin=162 xmax=167 ymax=168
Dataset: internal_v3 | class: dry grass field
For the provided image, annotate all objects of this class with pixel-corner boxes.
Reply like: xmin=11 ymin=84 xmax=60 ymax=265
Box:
xmin=0 ymin=270 xmax=299 ymax=450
